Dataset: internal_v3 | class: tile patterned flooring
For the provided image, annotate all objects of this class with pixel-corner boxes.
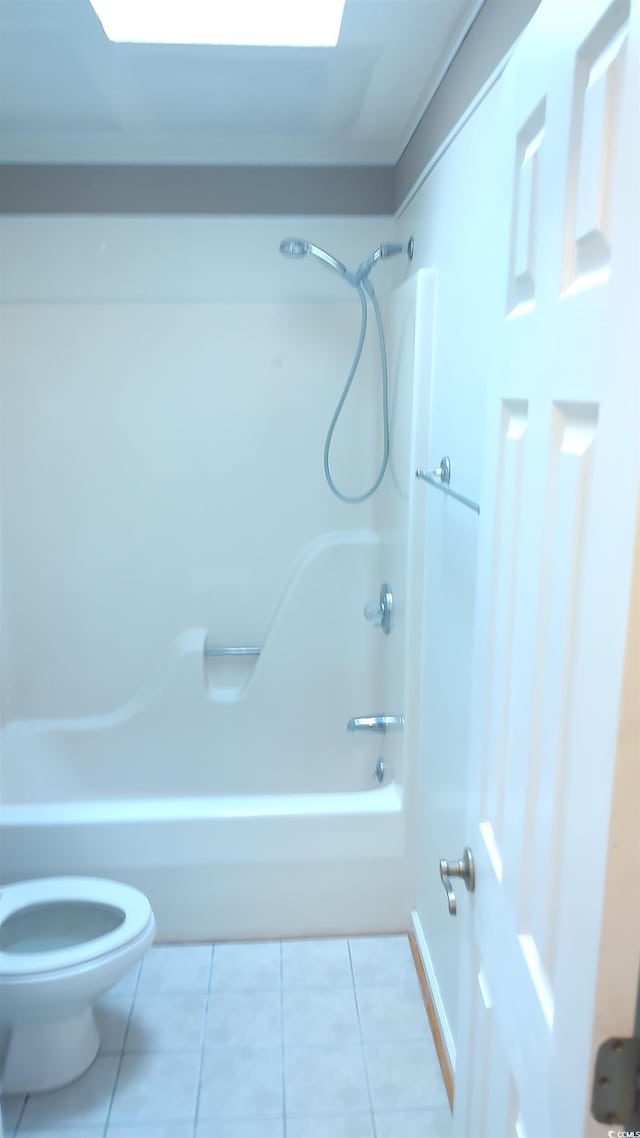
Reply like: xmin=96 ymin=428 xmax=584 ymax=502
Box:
xmin=1 ymin=935 xmax=452 ymax=1138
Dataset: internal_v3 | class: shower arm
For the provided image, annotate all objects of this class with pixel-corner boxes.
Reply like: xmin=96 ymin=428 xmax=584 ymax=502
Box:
xmin=350 ymin=241 xmax=412 ymax=285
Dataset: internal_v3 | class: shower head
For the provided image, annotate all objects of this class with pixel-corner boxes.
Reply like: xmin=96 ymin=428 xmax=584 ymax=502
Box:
xmin=280 ymin=235 xmax=414 ymax=289
xmin=279 ymin=238 xmax=348 ymax=277
xmin=279 ymin=238 xmax=309 ymax=258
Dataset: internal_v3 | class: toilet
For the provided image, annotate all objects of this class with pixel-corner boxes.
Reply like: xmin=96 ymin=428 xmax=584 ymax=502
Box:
xmin=0 ymin=876 xmax=155 ymax=1094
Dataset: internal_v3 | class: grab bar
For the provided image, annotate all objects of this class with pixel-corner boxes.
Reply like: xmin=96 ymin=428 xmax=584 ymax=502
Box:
xmin=204 ymin=645 xmax=262 ymax=657
xmin=415 ymin=472 xmax=480 ymax=514
xmin=347 ymin=715 xmax=405 ymax=733
xmin=415 ymin=454 xmax=480 ymax=515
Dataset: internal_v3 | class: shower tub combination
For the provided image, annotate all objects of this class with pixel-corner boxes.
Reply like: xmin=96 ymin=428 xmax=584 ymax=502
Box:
xmin=0 ymin=238 xmax=432 ymax=942
xmin=1 ymin=533 xmax=408 ymax=940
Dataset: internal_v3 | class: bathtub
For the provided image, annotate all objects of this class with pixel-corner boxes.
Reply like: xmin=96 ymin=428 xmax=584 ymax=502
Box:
xmin=0 ymin=786 xmax=409 ymax=940
xmin=2 ymin=534 xmax=392 ymax=804
xmin=0 ymin=530 xmax=411 ymax=939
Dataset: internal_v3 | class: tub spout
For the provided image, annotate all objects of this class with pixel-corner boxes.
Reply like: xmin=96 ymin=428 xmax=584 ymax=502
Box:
xmin=347 ymin=715 xmax=404 ymax=733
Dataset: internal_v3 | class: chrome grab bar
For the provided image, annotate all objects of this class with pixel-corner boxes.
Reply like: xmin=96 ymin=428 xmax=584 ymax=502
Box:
xmin=347 ymin=715 xmax=405 ymax=733
xmin=415 ymin=471 xmax=481 ymax=515
xmin=204 ymin=645 xmax=262 ymax=657
xmin=415 ymin=454 xmax=480 ymax=515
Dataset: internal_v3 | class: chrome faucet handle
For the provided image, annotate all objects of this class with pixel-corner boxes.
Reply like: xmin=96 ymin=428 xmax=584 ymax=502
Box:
xmin=364 ymin=583 xmax=393 ymax=634
xmin=364 ymin=601 xmax=383 ymax=625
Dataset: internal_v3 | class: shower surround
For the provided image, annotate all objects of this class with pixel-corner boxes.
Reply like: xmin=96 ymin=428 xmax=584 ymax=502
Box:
xmin=0 ymin=217 xmax=432 ymax=939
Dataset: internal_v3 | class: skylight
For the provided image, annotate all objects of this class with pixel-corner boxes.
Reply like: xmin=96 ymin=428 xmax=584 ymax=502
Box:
xmin=88 ymin=0 xmax=347 ymax=47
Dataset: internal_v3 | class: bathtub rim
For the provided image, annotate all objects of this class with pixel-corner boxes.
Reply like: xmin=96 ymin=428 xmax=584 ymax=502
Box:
xmin=0 ymin=781 xmax=402 ymax=826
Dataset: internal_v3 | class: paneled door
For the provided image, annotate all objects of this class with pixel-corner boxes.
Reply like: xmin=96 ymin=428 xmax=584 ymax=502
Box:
xmin=453 ymin=0 xmax=639 ymax=1135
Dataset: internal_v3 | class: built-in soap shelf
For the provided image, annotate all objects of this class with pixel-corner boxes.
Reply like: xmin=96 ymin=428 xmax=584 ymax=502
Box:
xmin=203 ymin=642 xmax=262 ymax=702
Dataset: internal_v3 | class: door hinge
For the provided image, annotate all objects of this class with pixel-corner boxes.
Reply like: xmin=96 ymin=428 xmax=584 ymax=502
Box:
xmin=591 ymin=1037 xmax=640 ymax=1127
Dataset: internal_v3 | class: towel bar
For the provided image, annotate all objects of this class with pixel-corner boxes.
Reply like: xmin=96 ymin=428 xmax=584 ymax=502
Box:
xmin=204 ymin=645 xmax=262 ymax=657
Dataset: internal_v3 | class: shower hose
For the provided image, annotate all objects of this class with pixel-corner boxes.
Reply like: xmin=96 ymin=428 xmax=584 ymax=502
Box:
xmin=323 ymin=280 xmax=390 ymax=504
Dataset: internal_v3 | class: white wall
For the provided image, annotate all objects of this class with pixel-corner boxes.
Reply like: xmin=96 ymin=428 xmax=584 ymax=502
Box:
xmin=397 ymin=79 xmax=511 ymax=1062
xmin=373 ymin=270 xmax=435 ymax=796
xmin=0 ymin=215 xmax=402 ymax=797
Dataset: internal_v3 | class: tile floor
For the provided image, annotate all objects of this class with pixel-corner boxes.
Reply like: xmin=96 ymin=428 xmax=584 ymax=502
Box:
xmin=1 ymin=935 xmax=452 ymax=1138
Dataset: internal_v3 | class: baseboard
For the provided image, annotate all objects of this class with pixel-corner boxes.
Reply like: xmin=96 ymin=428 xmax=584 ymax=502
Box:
xmin=409 ymin=910 xmax=455 ymax=1110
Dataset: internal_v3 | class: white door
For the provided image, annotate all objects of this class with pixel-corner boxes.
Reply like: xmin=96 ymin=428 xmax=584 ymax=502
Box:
xmin=453 ymin=0 xmax=640 ymax=1135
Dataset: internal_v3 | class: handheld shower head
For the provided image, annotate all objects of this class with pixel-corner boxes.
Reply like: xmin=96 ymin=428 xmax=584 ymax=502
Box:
xmin=279 ymin=238 xmax=309 ymax=258
xmin=279 ymin=233 xmax=413 ymax=504
xmin=279 ymin=238 xmax=348 ymax=277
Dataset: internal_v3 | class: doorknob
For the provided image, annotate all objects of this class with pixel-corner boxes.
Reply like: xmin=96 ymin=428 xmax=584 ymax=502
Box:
xmin=439 ymin=847 xmax=475 ymax=916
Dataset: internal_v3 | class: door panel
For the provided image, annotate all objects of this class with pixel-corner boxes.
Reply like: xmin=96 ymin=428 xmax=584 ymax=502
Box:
xmin=455 ymin=0 xmax=639 ymax=1134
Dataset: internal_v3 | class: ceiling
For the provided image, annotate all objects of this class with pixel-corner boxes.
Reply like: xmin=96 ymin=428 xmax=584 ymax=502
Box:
xmin=0 ymin=0 xmax=482 ymax=165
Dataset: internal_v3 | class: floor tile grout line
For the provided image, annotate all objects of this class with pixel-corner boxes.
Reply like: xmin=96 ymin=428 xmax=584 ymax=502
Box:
xmin=5 ymin=936 xmax=445 ymax=1138
xmin=192 ymin=941 xmax=215 ymax=1138
xmin=348 ymin=937 xmax=378 ymax=1138
xmin=280 ymin=939 xmax=287 ymax=1138
xmin=9 ymin=1093 xmax=28 ymax=1138
xmin=101 ymin=960 xmax=143 ymax=1136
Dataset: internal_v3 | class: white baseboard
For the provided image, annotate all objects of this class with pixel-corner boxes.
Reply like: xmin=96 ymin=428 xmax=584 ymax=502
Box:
xmin=411 ymin=908 xmax=456 ymax=1072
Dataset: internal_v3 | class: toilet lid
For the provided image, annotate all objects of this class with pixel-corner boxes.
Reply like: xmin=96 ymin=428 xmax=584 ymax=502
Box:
xmin=0 ymin=877 xmax=154 ymax=978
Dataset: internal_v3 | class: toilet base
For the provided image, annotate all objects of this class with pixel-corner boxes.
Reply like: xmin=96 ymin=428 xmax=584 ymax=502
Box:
xmin=2 ymin=1006 xmax=100 ymax=1094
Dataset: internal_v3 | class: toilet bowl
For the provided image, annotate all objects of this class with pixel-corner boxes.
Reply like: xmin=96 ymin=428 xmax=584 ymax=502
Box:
xmin=0 ymin=876 xmax=155 ymax=1094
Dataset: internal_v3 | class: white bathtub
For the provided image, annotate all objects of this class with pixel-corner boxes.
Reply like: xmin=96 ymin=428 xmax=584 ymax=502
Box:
xmin=0 ymin=786 xmax=409 ymax=940
xmin=0 ymin=531 xmax=411 ymax=939
xmin=1 ymin=534 xmax=391 ymax=805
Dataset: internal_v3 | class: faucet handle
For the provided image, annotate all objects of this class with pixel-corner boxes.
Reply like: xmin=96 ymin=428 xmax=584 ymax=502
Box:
xmin=364 ymin=600 xmax=382 ymax=625
xmin=364 ymin=582 xmax=393 ymax=634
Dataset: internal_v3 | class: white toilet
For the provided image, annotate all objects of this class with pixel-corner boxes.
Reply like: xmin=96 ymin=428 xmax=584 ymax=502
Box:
xmin=0 ymin=876 xmax=155 ymax=1094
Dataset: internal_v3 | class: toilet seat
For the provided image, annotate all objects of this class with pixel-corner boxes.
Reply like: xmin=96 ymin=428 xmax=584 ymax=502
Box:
xmin=0 ymin=877 xmax=154 ymax=979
